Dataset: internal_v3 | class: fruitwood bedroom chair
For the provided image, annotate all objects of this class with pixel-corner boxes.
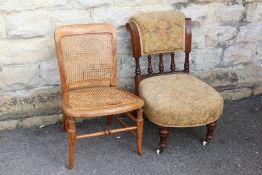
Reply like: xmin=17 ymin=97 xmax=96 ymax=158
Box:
xmin=126 ymin=11 xmax=224 ymax=153
xmin=55 ymin=23 xmax=144 ymax=169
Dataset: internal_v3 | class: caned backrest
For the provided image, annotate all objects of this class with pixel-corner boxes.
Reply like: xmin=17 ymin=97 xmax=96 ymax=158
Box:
xmin=55 ymin=24 xmax=117 ymax=94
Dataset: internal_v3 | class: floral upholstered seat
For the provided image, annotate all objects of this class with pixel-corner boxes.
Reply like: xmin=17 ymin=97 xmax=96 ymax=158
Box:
xmin=139 ymin=74 xmax=224 ymax=127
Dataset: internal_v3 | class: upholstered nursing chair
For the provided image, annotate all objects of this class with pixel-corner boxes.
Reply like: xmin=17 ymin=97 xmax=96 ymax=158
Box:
xmin=55 ymin=24 xmax=144 ymax=169
xmin=126 ymin=11 xmax=224 ymax=153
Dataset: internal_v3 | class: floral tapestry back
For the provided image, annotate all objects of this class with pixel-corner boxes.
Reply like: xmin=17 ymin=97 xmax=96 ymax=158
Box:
xmin=130 ymin=11 xmax=185 ymax=55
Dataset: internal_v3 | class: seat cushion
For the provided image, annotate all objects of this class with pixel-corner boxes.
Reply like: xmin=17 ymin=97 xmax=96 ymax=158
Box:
xmin=139 ymin=74 xmax=224 ymax=127
xmin=63 ymin=87 xmax=144 ymax=118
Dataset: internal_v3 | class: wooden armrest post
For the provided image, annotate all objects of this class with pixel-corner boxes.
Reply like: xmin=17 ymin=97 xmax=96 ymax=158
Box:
xmin=184 ymin=18 xmax=192 ymax=73
xmin=135 ymin=57 xmax=141 ymax=95
xmin=126 ymin=22 xmax=143 ymax=95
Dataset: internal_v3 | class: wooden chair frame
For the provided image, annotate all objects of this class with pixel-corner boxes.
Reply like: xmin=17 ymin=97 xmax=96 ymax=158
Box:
xmin=55 ymin=24 xmax=144 ymax=169
xmin=126 ymin=18 xmax=217 ymax=152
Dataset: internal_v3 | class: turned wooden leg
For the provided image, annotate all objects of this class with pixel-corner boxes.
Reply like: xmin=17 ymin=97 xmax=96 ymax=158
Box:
xmin=157 ymin=126 xmax=170 ymax=154
xmin=206 ymin=121 xmax=217 ymax=143
xmin=136 ymin=108 xmax=143 ymax=156
xmin=67 ymin=117 xmax=76 ymax=169
xmin=63 ymin=113 xmax=68 ymax=132
xmin=106 ymin=115 xmax=113 ymax=125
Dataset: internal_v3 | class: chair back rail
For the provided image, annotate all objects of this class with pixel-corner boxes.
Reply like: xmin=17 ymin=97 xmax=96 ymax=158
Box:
xmin=126 ymin=17 xmax=192 ymax=95
xmin=55 ymin=23 xmax=117 ymax=94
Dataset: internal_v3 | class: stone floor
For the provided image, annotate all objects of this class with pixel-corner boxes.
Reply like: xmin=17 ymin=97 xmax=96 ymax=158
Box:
xmin=0 ymin=96 xmax=261 ymax=175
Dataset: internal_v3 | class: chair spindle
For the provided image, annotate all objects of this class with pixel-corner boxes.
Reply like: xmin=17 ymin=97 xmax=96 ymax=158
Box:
xmin=135 ymin=58 xmax=142 ymax=95
xmin=170 ymin=53 xmax=176 ymax=72
xmin=184 ymin=52 xmax=190 ymax=72
xmin=147 ymin=55 xmax=153 ymax=75
xmin=159 ymin=53 xmax=164 ymax=73
xmin=135 ymin=58 xmax=141 ymax=76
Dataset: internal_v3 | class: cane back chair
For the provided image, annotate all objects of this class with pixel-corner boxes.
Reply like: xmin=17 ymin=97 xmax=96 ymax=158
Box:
xmin=126 ymin=11 xmax=224 ymax=153
xmin=55 ymin=23 xmax=144 ymax=169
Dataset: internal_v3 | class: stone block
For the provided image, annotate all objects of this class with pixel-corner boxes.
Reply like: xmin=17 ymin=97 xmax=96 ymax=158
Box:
xmin=0 ymin=0 xmax=69 ymax=12
xmin=0 ymin=15 xmax=6 ymax=38
xmin=117 ymin=77 xmax=135 ymax=92
xmin=133 ymin=4 xmax=174 ymax=13
xmin=0 ymin=37 xmax=53 ymax=65
xmin=194 ymin=65 xmax=262 ymax=89
xmin=117 ymin=55 xmax=136 ymax=79
xmin=205 ymin=25 xmax=237 ymax=47
xmin=6 ymin=11 xmax=50 ymax=38
xmin=237 ymin=22 xmax=262 ymax=43
xmin=113 ymin=0 xmax=133 ymax=6
xmin=191 ymin=47 xmax=223 ymax=71
xmin=246 ymin=2 xmax=262 ymax=22
xmin=196 ymin=0 xmax=242 ymax=2
xmin=0 ymin=120 xmax=18 ymax=130
xmin=223 ymin=45 xmax=253 ymax=68
xmin=244 ymin=0 xmax=262 ymax=2
xmin=0 ymin=87 xmax=62 ymax=121
xmin=116 ymin=27 xmax=132 ymax=55
xmin=21 ymin=114 xmax=62 ymax=128
xmin=231 ymin=88 xmax=253 ymax=100
xmin=220 ymin=90 xmax=232 ymax=100
xmin=220 ymin=88 xmax=252 ymax=100
xmin=192 ymin=27 xmax=205 ymax=49
xmin=23 ymin=0 xmax=69 ymax=10
xmin=133 ymin=0 xmax=187 ymax=6
xmin=0 ymin=0 xmax=23 ymax=12
xmin=49 ymin=10 xmax=94 ymax=36
xmin=92 ymin=6 xmax=135 ymax=27
xmin=74 ymin=0 xmax=113 ymax=8
xmin=253 ymin=86 xmax=262 ymax=95
xmin=39 ymin=60 xmax=60 ymax=86
xmin=177 ymin=4 xmax=213 ymax=25
xmin=0 ymin=64 xmax=40 ymax=92
xmin=215 ymin=4 xmax=245 ymax=22
xmin=252 ymin=43 xmax=262 ymax=66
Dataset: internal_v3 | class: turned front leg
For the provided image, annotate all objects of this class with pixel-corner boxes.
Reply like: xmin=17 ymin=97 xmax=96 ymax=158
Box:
xmin=67 ymin=117 xmax=76 ymax=169
xmin=136 ymin=108 xmax=143 ymax=156
xmin=63 ymin=113 xmax=68 ymax=132
xmin=158 ymin=126 xmax=170 ymax=154
xmin=206 ymin=121 xmax=217 ymax=142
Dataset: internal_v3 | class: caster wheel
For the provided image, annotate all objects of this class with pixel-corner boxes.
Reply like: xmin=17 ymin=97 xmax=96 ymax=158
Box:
xmin=202 ymin=141 xmax=208 ymax=146
xmin=156 ymin=148 xmax=165 ymax=154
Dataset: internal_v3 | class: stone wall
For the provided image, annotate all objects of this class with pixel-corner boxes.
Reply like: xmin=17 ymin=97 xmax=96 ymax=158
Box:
xmin=0 ymin=0 xmax=261 ymax=130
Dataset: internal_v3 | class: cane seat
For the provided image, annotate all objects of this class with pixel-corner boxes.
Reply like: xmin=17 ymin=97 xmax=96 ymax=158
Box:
xmin=63 ymin=87 xmax=144 ymax=118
